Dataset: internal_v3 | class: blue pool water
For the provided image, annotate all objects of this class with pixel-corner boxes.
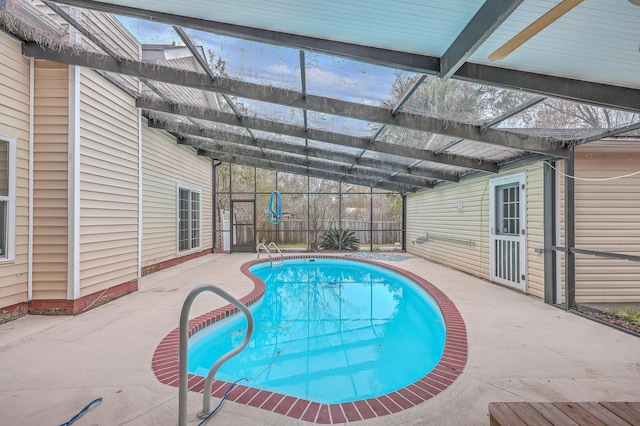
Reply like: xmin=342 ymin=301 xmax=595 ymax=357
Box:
xmin=188 ymin=258 xmax=446 ymax=404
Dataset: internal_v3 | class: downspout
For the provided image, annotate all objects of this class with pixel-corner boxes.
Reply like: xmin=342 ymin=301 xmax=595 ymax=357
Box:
xmin=212 ymin=160 xmax=221 ymax=251
xmin=28 ymin=57 xmax=34 ymax=301
xmin=137 ymin=108 xmax=143 ymax=279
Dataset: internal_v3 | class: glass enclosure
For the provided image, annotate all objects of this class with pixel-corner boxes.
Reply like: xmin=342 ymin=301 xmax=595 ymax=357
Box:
xmin=214 ymin=165 xmax=403 ymax=252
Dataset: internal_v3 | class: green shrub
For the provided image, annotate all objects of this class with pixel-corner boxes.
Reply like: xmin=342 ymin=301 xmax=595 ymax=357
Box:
xmin=318 ymin=228 xmax=360 ymax=251
xmin=617 ymin=306 xmax=640 ymax=325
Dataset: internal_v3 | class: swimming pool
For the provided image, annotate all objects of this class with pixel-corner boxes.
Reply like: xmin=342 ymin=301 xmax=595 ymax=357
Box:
xmin=152 ymin=255 xmax=468 ymax=423
xmin=188 ymin=258 xmax=446 ymax=403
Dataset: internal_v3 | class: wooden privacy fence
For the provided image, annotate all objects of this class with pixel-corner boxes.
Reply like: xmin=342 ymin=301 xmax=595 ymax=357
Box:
xmin=254 ymin=220 xmax=403 ymax=245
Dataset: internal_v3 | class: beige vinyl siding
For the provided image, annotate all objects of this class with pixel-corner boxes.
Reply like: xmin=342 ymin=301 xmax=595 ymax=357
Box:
xmin=524 ymin=166 xmax=545 ymax=299
xmin=32 ymin=60 xmax=69 ymax=300
xmin=142 ymin=125 xmax=213 ymax=267
xmin=78 ymin=69 xmax=139 ymax=296
xmin=572 ymin=143 xmax=640 ymax=303
xmin=0 ymin=33 xmax=30 ymax=308
xmin=80 ymin=11 xmax=139 ymax=59
xmin=406 ymin=174 xmax=491 ymax=278
xmin=406 ymin=164 xmax=545 ymax=297
xmin=76 ymin=10 xmax=142 ymax=94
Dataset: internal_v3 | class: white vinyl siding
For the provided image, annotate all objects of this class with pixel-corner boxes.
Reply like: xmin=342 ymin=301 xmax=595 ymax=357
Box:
xmin=78 ymin=68 xmax=139 ymax=296
xmin=141 ymin=124 xmax=213 ymax=268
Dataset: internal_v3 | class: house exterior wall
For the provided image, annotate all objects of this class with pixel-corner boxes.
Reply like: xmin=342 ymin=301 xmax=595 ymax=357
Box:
xmin=78 ymin=68 xmax=139 ymax=297
xmin=0 ymin=11 xmax=217 ymax=319
xmin=141 ymin=125 xmax=213 ymax=272
xmin=80 ymin=10 xmax=140 ymax=59
xmin=406 ymin=165 xmax=545 ymax=298
xmin=32 ymin=59 xmax=69 ymax=302
xmin=0 ymin=32 xmax=31 ymax=316
xmin=572 ymin=142 xmax=640 ymax=303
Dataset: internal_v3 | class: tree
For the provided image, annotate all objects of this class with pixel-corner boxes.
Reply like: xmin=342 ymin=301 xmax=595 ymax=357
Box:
xmin=518 ymin=100 xmax=639 ymax=130
xmin=380 ymin=73 xmax=532 ymax=150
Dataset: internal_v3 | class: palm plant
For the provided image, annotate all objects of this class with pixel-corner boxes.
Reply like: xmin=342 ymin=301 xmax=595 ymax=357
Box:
xmin=318 ymin=228 xmax=360 ymax=251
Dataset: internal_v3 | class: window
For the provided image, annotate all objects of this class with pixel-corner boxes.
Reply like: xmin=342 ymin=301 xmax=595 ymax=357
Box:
xmin=0 ymin=136 xmax=15 ymax=261
xmin=496 ymin=182 xmax=520 ymax=235
xmin=178 ymin=186 xmax=201 ymax=252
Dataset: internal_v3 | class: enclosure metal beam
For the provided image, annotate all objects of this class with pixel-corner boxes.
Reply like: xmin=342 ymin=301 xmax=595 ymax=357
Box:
xmin=434 ymin=138 xmax=466 ymax=155
xmin=51 ymin=0 xmax=442 ymax=73
xmin=22 ymin=43 xmax=568 ymax=157
xmin=197 ymin=149 xmax=417 ymax=193
xmin=173 ymin=26 xmax=246 ymax=123
xmin=139 ymin=98 xmax=499 ymax=172
xmin=455 ymin=62 xmax=640 ymax=113
xmin=173 ymin=26 xmax=215 ymax=80
xmin=571 ymin=121 xmax=640 ymax=145
xmin=564 ymin=148 xmax=575 ymax=310
xmin=440 ymin=0 xmax=523 ymax=79
xmin=480 ymin=96 xmax=547 ymax=131
xmin=543 ymin=161 xmax=556 ymax=305
xmin=391 ymin=75 xmax=427 ymax=115
xmin=150 ymin=119 xmax=457 ymax=182
xmin=356 ymin=73 xmax=425 ymax=164
xmin=42 ymin=0 xmax=123 ymax=61
xmin=300 ymin=50 xmax=308 ymax=131
xmin=50 ymin=0 xmax=640 ymax=112
xmin=176 ymin=135 xmax=433 ymax=188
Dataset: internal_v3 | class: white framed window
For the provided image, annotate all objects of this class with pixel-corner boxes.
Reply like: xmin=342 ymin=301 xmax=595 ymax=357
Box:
xmin=177 ymin=185 xmax=201 ymax=253
xmin=0 ymin=136 xmax=16 ymax=262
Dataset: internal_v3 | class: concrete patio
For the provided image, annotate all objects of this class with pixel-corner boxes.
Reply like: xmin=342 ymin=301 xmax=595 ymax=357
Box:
xmin=1 ymin=253 xmax=639 ymax=425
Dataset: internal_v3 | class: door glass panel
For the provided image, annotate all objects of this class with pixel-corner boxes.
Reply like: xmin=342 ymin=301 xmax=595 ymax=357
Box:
xmin=497 ymin=183 xmax=520 ymax=235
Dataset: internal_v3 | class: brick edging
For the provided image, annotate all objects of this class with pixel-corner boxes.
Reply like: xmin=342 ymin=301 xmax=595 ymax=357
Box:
xmin=152 ymin=255 xmax=468 ymax=423
xmin=142 ymin=248 xmax=214 ymax=276
xmin=29 ymin=279 xmax=138 ymax=315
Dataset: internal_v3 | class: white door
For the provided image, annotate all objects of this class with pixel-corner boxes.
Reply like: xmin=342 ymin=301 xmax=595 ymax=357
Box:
xmin=490 ymin=173 xmax=526 ymax=291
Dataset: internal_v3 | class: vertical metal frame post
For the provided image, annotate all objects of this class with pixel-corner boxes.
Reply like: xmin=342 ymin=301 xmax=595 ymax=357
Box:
xmin=543 ymin=161 xmax=556 ymax=304
xmin=564 ymin=149 xmax=576 ymax=309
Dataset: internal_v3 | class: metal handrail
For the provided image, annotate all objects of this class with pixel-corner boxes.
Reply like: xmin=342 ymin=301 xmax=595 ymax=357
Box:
xmin=427 ymin=232 xmax=475 ymax=245
xmin=414 ymin=231 xmax=475 ymax=246
xmin=256 ymin=242 xmax=268 ymax=257
xmin=268 ymin=242 xmax=284 ymax=264
xmin=256 ymin=242 xmax=284 ymax=266
xmin=178 ymin=284 xmax=254 ymax=426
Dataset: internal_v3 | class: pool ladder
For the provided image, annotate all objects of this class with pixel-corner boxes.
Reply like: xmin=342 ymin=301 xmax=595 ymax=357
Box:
xmin=178 ymin=284 xmax=254 ymax=426
xmin=256 ymin=242 xmax=284 ymax=266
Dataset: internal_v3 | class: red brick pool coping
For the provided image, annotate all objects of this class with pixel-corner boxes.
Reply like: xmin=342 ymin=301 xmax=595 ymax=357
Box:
xmin=152 ymin=255 xmax=468 ymax=423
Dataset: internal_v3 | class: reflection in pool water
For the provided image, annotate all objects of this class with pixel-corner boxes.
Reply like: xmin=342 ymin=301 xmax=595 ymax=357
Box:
xmin=188 ymin=258 xmax=445 ymax=404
